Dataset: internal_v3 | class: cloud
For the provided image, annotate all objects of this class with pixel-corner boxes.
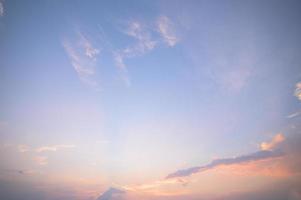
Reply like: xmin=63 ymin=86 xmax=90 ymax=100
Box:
xmin=96 ymin=187 xmax=125 ymax=200
xmin=18 ymin=145 xmax=30 ymax=153
xmin=110 ymin=133 xmax=300 ymax=196
xmin=166 ymin=134 xmax=288 ymax=179
xmin=33 ymin=156 xmax=48 ymax=165
xmin=166 ymin=149 xmax=284 ymax=179
xmin=63 ymin=31 xmax=100 ymax=89
xmin=287 ymin=111 xmax=301 ymax=118
xmin=294 ymin=82 xmax=301 ymax=101
xmin=36 ymin=144 xmax=75 ymax=153
xmin=260 ymin=133 xmax=285 ymax=151
xmin=113 ymin=52 xmax=131 ymax=87
xmin=109 ymin=16 xmax=180 ymax=86
xmin=78 ymin=32 xmax=100 ymax=59
xmin=157 ymin=16 xmax=179 ymax=47
xmin=114 ymin=21 xmax=157 ymax=86
xmin=166 ymin=133 xmax=301 ymax=179
xmin=124 ymin=21 xmax=157 ymax=53
xmin=0 ymin=1 xmax=4 ymax=17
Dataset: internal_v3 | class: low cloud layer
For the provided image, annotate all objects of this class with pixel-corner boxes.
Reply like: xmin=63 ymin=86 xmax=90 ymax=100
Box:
xmin=166 ymin=149 xmax=284 ymax=179
xmin=166 ymin=133 xmax=293 ymax=179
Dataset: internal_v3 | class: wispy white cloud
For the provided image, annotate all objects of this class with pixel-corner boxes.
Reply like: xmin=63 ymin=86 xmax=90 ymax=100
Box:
xmin=33 ymin=156 xmax=48 ymax=165
xmin=113 ymin=21 xmax=157 ymax=86
xmin=78 ymin=32 xmax=100 ymax=59
xmin=294 ymin=82 xmax=301 ymax=101
xmin=113 ymin=51 xmax=131 ymax=86
xmin=36 ymin=144 xmax=75 ymax=153
xmin=63 ymin=17 xmax=179 ymax=88
xmin=157 ymin=16 xmax=179 ymax=47
xmin=113 ymin=20 xmax=164 ymax=86
xmin=287 ymin=110 xmax=301 ymax=118
xmin=0 ymin=1 xmax=4 ymax=17
xmin=124 ymin=21 xmax=157 ymax=55
xmin=63 ymin=31 xmax=100 ymax=89
xmin=96 ymin=16 xmax=180 ymax=87
xmin=18 ymin=145 xmax=30 ymax=153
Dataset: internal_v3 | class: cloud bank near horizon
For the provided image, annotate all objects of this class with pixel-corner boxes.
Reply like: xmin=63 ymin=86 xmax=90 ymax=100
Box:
xmin=166 ymin=133 xmax=301 ymax=179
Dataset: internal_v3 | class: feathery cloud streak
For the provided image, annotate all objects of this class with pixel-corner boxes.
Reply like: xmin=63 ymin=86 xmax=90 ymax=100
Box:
xmin=287 ymin=111 xmax=301 ymax=119
xmin=36 ymin=144 xmax=75 ymax=153
xmin=157 ymin=16 xmax=179 ymax=47
xmin=0 ymin=1 xmax=4 ymax=17
xmin=295 ymin=82 xmax=301 ymax=101
xmin=63 ymin=31 xmax=100 ymax=89
xmin=114 ymin=16 xmax=179 ymax=86
xmin=113 ymin=21 xmax=157 ymax=86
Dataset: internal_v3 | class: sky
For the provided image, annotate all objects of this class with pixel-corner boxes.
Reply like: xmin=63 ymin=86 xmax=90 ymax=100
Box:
xmin=0 ymin=0 xmax=301 ymax=200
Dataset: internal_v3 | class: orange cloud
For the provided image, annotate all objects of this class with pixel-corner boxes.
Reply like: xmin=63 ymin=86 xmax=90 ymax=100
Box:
xmin=213 ymin=156 xmax=291 ymax=177
xmin=260 ymin=133 xmax=285 ymax=151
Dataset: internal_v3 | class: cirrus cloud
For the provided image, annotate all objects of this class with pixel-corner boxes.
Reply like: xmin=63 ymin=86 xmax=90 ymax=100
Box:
xmin=157 ymin=16 xmax=179 ymax=47
xmin=294 ymin=82 xmax=301 ymax=101
xmin=35 ymin=144 xmax=75 ymax=153
xmin=63 ymin=31 xmax=101 ymax=89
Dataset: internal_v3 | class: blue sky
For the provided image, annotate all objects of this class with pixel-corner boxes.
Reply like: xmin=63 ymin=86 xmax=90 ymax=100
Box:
xmin=1 ymin=0 xmax=301 ymax=200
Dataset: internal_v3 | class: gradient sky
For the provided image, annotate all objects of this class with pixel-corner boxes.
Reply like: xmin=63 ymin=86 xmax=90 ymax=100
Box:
xmin=1 ymin=0 xmax=301 ymax=200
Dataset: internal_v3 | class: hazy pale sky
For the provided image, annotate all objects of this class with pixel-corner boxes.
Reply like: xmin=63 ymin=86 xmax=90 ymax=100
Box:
xmin=1 ymin=0 xmax=301 ymax=200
